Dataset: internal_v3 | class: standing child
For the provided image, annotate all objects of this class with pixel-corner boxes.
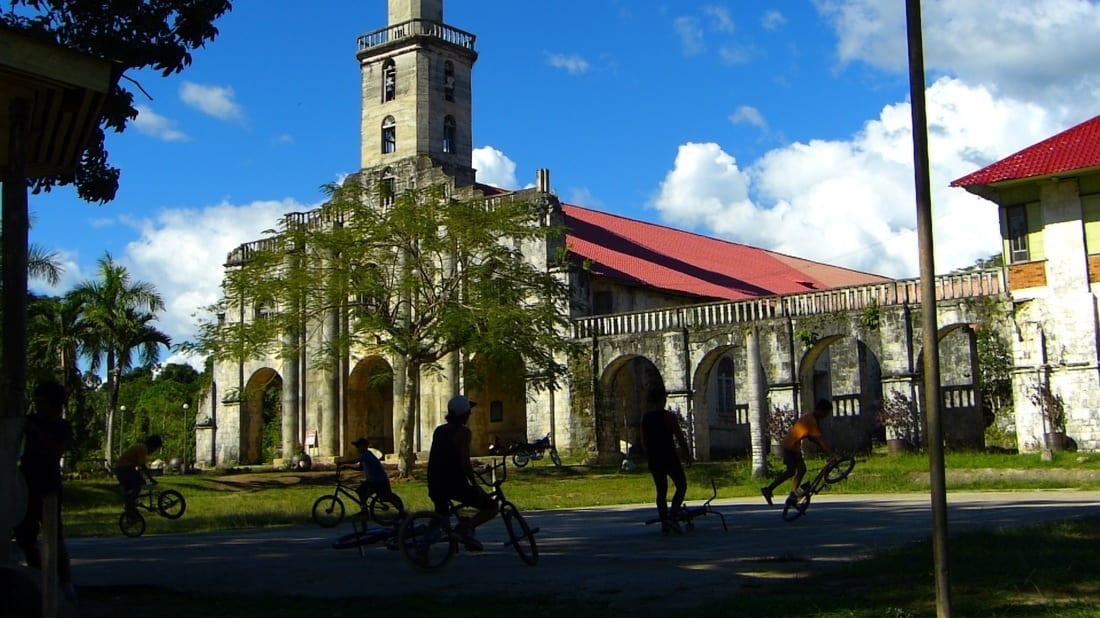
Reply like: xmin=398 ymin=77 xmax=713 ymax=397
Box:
xmin=761 ymin=399 xmax=836 ymax=506
xmin=641 ymin=387 xmax=692 ymax=535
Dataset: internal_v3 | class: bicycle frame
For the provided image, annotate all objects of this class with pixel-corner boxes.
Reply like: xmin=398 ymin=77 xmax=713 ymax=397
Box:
xmin=782 ymin=456 xmax=855 ymax=522
xmin=645 ymin=478 xmax=728 ymax=531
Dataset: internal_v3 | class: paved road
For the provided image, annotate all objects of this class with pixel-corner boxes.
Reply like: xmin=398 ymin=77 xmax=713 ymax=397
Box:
xmin=68 ymin=490 xmax=1100 ymax=613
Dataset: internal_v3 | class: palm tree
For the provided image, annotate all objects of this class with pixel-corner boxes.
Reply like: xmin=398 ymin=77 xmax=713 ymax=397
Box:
xmin=70 ymin=253 xmax=170 ymax=464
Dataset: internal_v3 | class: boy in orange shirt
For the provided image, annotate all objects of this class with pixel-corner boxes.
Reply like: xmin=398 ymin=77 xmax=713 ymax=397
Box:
xmin=761 ymin=399 xmax=835 ymax=506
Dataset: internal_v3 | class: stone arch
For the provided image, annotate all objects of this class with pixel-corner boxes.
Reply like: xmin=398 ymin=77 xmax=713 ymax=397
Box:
xmin=692 ymin=345 xmax=747 ymax=459
xmin=467 ymin=352 xmax=527 ymax=456
xmin=597 ymin=354 xmax=664 ymax=459
xmin=797 ymin=334 xmax=881 ymax=453
xmin=242 ymin=368 xmax=282 ymax=465
xmin=913 ymin=322 xmax=984 ymax=449
xmin=347 ymin=356 xmax=394 ymax=456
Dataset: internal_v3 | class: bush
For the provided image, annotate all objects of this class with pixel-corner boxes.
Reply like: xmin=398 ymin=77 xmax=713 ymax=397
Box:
xmin=766 ymin=405 xmax=798 ymax=443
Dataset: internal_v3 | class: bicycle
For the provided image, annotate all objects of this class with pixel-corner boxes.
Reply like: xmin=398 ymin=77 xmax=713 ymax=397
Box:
xmin=781 ymin=456 xmax=856 ymax=522
xmin=645 ymin=478 xmax=728 ymax=532
xmin=397 ymin=457 xmax=539 ymax=570
xmin=118 ymin=480 xmax=187 ymax=537
xmin=331 ymin=509 xmax=406 ymax=558
xmin=311 ymin=465 xmax=405 ymax=528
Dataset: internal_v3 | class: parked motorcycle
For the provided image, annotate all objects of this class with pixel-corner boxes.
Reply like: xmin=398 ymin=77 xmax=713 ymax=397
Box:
xmin=495 ymin=433 xmax=562 ymax=468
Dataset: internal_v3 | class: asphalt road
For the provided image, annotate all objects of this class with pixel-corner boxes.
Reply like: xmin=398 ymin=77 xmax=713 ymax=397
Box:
xmin=63 ymin=490 xmax=1100 ymax=614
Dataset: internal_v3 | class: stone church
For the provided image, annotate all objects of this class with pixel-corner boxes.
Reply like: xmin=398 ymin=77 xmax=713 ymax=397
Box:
xmin=194 ymin=0 xmax=1099 ymax=468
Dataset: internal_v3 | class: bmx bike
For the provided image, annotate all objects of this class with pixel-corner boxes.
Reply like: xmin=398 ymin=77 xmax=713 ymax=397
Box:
xmin=782 ymin=456 xmax=856 ymax=522
xmin=645 ymin=478 xmax=728 ymax=532
xmin=312 ymin=465 xmax=405 ymax=528
xmin=118 ymin=480 xmax=186 ymax=537
xmin=397 ymin=458 xmax=539 ymax=570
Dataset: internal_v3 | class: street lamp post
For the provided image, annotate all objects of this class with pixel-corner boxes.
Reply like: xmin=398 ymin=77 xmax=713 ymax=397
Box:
xmin=118 ymin=405 xmax=126 ymax=461
xmin=182 ymin=403 xmax=189 ymax=475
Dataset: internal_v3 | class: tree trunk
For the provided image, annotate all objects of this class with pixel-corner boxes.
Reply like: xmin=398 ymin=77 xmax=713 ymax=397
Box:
xmin=394 ymin=357 xmax=420 ymax=478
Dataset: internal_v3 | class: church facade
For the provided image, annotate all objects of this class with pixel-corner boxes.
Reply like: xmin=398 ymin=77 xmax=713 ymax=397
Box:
xmin=193 ymin=1 xmax=1100 ymax=469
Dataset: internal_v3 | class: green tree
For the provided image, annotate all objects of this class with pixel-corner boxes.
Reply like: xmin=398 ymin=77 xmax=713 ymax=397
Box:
xmin=1 ymin=0 xmax=232 ymax=203
xmin=71 ymin=253 xmax=170 ymax=464
xmin=193 ymin=178 xmax=578 ymax=477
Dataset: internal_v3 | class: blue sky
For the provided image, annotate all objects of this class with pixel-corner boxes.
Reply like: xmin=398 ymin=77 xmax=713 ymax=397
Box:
xmin=21 ymin=0 xmax=1100 ymax=368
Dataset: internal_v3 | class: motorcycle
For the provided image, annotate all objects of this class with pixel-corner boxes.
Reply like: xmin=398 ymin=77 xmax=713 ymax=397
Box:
xmin=493 ymin=433 xmax=562 ymax=468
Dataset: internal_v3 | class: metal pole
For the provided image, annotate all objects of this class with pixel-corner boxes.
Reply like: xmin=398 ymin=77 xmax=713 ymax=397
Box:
xmin=906 ymin=1 xmax=953 ymax=615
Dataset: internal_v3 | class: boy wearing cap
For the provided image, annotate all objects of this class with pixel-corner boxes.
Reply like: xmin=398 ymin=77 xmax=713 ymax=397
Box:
xmin=340 ymin=437 xmax=396 ymax=508
xmin=426 ymin=395 xmax=498 ymax=551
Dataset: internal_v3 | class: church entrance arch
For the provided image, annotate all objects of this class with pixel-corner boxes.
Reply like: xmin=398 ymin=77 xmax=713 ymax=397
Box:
xmin=598 ymin=355 xmax=664 ymax=460
xmin=693 ymin=346 xmax=747 ymax=459
xmin=242 ymin=368 xmax=282 ymax=465
xmin=798 ymin=335 xmax=881 ymax=453
xmin=347 ymin=356 xmax=395 ymax=455
xmin=467 ymin=353 xmax=527 ymax=456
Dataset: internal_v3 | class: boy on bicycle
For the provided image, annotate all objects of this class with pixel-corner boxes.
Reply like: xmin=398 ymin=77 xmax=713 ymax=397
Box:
xmin=115 ymin=435 xmax=164 ymax=513
xmin=341 ymin=437 xmax=397 ymax=509
xmin=427 ymin=396 xmax=498 ymax=552
xmin=761 ymin=399 xmax=836 ymax=506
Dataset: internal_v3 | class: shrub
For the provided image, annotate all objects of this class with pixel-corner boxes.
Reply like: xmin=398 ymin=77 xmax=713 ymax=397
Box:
xmin=1028 ymin=382 xmax=1066 ymax=433
xmin=766 ymin=405 xmax=798 ymax=443
xmin=875 ymin=391 xmax=917 ymax=441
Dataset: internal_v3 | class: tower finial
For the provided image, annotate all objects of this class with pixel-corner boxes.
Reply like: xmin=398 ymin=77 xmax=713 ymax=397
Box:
xmin=388 ymin=0 xmax=443 ymax=25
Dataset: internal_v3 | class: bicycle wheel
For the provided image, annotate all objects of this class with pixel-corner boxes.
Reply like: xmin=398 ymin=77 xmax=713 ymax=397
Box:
xmin=368 ymin=493 xmax=405 ymax=526
xmin=781 ymin=494 xmax=812 ymax=522
xmin=398 ymin=511 xmax=456 ymax=570
xmin=512 ymin=452 xmax=530 ymax=468
xmin=500 ymin=502 xmax=538 ymax=566
xmin=157 ymin=490 xmax=187 ymax=519
xmin=119 ymin=510 xmax=146 ymax=537
xmin=549 ymin=448 xmax=562 ymax=467
xmin=312 ymin=494 xmax=346 ymax=528
xmin=825 ymin=457 xmax=856 ymax=484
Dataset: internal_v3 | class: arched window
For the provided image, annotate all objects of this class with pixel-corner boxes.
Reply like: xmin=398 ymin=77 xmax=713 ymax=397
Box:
xmin=442 ymin=116 xmax=456 ymax=154
xmin=382 ymin=59 xmax=396 ymax=102
xmin=381 ymin=116 xmax=396 ymax=154
xmin=444 ymin=60 xmax=455 ymax=102
xmin=381 ymin=167 xmax=395 ymax=205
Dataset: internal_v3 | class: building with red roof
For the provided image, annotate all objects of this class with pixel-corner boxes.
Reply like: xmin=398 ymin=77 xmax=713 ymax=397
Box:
xmin=952 ymin=113 xmax=1100 ymax=453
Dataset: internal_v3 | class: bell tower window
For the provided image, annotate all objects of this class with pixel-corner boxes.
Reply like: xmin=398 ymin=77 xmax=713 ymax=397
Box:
xmin=381 ymin=167 xmax=395 ymax=205
xmin=382 ymin=59 xmax=396 ymax=102
xmin=444 ymin=60 xmax=455 ymax=102
xmin=381 ymin=116 xmax=396 ymax=154
xmin=442 ymin=116 xmax=456 ymax=154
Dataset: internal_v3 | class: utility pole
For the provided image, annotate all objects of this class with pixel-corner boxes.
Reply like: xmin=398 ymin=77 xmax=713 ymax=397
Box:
xmin=906 ymin=1 xmax=953 ymax=615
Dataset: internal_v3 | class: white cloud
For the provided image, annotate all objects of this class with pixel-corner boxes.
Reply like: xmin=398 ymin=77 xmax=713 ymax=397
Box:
xmin=118 ymin=198 xmax=311 ymax=367
xmin=132 ymin=105 xmax=189 ymax=142
xmin=761 ymin=10 xmax=787 ymax=31
xmin=674 ymin=16 xmax=705 ymax=56
xmin=473 ymin=146 xmax=520 ymax=190
xmin=546 ymin=52 xmax=590 ymax=75
xmin=653 ymin=79 xmax=1062 ymax=279
xmin=179 ymin=81 xmax=244 ymax=122
xmin=703 ymin=6 xmax=735 ymax=33
xmin=729 ymin=106 xmax=767 ymax=129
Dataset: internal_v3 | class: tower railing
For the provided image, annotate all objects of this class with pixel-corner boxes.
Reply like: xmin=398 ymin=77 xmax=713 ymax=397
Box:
xmin=357 ymin=19 xmax=476 ymax=53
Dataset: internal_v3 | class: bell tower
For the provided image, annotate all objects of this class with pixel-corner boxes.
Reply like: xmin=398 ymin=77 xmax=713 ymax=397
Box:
xmin=357 ymin=0 xmax=477 ymax=185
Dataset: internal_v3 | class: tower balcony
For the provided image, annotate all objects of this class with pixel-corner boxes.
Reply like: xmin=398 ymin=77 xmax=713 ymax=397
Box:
xmin=356 ymin=19 xmax=476 ymax=54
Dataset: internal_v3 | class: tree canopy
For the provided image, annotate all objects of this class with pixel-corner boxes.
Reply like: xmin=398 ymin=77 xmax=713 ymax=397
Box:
xmin=1 ymin=0 xmax=233 ymax=203
xmin=194 ymin=177 xmax=579 ymax=475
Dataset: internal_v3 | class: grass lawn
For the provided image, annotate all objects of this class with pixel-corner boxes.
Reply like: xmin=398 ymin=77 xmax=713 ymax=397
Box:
xmin=50 ymin=449 xmax=1100 ymax=616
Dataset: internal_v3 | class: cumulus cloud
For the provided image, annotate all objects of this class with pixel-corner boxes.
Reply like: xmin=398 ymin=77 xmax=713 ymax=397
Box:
xmin=132 ymin=105 xmax=188 ymax=142
xmin=546 ymin=52 xmax=590 ymax=75
xmin=179 ymin=81 xmax=244 ymax=121
xmin=653 ymin=78 xmax=1062 ymax=279
xmin=474 ymin=146 xmax=520 ymax=190
xmin=118 ymin=198 xmax=310 ymax=365
xmin=729 ymin=106 xmax=767 ymax=129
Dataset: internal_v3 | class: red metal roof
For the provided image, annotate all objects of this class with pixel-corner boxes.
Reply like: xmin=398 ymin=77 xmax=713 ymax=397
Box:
xmin=561 ymin=203 xmax=889 ymax=301
xmin=951 ymin=114 xmax=1100 ymax=188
